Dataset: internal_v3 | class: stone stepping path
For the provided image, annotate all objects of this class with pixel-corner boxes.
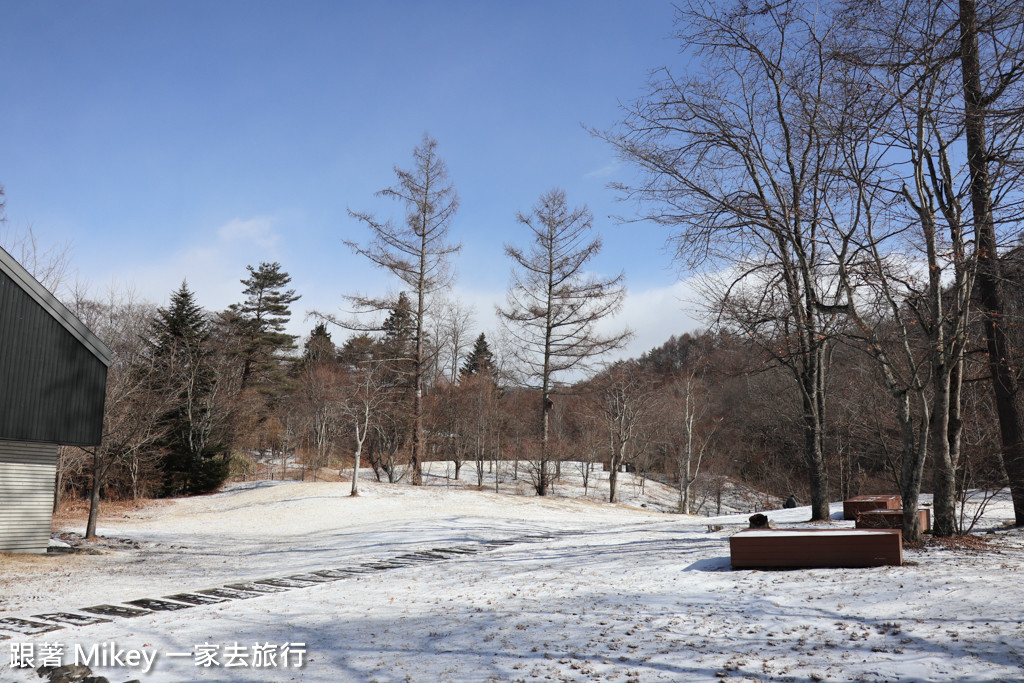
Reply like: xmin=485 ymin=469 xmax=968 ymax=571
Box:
xmin=1 ymin=532 xmax=564 ymax=637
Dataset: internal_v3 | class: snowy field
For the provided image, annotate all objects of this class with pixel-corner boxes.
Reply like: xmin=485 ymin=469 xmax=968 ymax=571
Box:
xmin=2 ymin=466 xmax=1023 ymax=683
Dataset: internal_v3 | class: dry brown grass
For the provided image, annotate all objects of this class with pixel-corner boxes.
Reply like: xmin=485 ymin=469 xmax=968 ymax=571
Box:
xmin=52 ymin=496 xmax=166 ymax=525
xmin=929 ymin=533 xmax=994 ymax=553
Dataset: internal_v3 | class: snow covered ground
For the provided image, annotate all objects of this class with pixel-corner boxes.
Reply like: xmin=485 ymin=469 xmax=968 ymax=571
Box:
xmin=2 ymin=466 xmax=1023 ymax=682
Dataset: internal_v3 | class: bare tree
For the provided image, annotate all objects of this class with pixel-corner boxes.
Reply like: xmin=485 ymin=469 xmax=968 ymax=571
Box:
xmin=958 ymin=0 xmax=1024 ymax=525
xmin=603 ymin=0 xmax=844 ymax=520
xmin=343 ymin=134 xmax=461 ymax=485
xmin=498 ymin=188 xmax=630 ymax=496
xmin=798 ymin=0 xmax=1024 ymax=543
xmin=467 ymin=372 xmax=501 ymax=487
xmin=71 ymin=289 xmax=171 ymax=538
xmin=340 ymin=361 xmax=389 ymax=496
xmin=666 ymin=369 xmax=720 ymax=514
xmin=574 ymin=421 xmax=602 ymax=497
xmin=52 ymin=446 xmax=90 ymax=514
xmin=0 ymin=223 xmax=73 ymax=299
xmin=593 ymin=362 xmax=656 ymax=503
xmin=367 ymin=403 xmax=410 ymax=484
xmin=430 ymin=297 xmax=476 ymax=385
xmin=296 ymin=361 xmax=341 ymax=481
xmin=426 ymin=381 xmax=467 ymax=481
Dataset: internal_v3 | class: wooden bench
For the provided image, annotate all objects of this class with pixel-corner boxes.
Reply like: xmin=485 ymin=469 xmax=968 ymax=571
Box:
xmin=729 ymin=529 xmax=903 ymax=569
xmin=856 ymin=508 xmax=930 ymax=531
xmin=843 ymin=494 xmax=901 ymax=520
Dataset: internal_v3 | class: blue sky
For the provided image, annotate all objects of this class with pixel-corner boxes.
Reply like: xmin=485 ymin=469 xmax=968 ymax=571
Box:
xmin=0 ymin=1 xmax=701 ymax=358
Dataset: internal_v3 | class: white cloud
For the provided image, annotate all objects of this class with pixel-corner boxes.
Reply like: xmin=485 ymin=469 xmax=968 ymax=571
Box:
xmin=217 ymin=217 xmax=280 ymax=251
xmin=98 ymin=216 xmax=285 ymax=313
xmin=583 ymin=162 xmax=620 ymax=179
xmin=601 ymin=279 xmax=703 ymax=360
xmin=446 ymin=278 xmax=703 ymax=364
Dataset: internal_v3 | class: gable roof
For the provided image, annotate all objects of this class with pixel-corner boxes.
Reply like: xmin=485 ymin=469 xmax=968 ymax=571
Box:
xmin=0 ymin=245 xmax=112 ymax=367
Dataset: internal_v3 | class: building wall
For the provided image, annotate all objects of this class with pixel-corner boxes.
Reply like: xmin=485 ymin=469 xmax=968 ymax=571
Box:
xmin=0 ymin=440 xmax=59 ymax=553
xmin=0 ymin=268 xmax=108 ymax=446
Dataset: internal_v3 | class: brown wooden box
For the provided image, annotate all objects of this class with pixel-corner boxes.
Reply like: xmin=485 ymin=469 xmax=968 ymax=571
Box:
xmin=843 ymin=494 xmax=902 ymax=520
xmin=855 ymin=508 xmax=930 ymax=531
xmin=729 ymin=528 xmax=903 ymax=569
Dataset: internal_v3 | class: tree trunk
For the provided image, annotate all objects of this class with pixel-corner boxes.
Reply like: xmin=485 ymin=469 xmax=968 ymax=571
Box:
xmin=898 ymin=389 xmax=930 ymax=543
xmin=538 ymin=386 xmax=551 ymax=496
xmin=412 ymin=383 xmax=423 ymax=485
xmin=930 ymin=367 xmax=957 ymax=537
xmin=802 ymin=357 xmax=830 ymax=521
xmin=682 ymin=410 xmax=694 ymax=515
xmin=948 ymin=356 xmax=965 ymax=520
xmin=411 ymin=230 xmax=427 ymax=488
xmin=609 ymin=457 xmax=619 ymax=504
xmin=476 ymin=435 xmax=485 ymax=486
xmin=350 ymin=444 xmax=361 ymax=496
xmin=86 ymin=451 xmax=103 ymax=539
xmin=960 ymin=0 xmax=1024 ymax=525
xmin=494 ymin=432 xmax=501 ymax=494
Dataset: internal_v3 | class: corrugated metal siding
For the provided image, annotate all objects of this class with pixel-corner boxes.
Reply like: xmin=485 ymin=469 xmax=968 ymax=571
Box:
xmin=0 ymin=440 xmax=57 ymax=553
xmin=0 ymin=268 xmax=108 ymax=446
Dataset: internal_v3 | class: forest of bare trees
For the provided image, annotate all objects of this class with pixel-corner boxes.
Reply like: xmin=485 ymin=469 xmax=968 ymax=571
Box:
xmin=602 ymin=0 xmax=1024 ymax=540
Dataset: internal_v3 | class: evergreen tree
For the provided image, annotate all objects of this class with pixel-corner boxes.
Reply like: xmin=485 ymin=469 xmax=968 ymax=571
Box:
xmin=152 ymin=281 xmax=209 ymax=354
xmin=337 ymin=332 xmax=379 ymax=370
xmin=460 ymin=332 xmax=496 ymax=379
xmin=303 ymin=322 xmax=336 ymax=366
xmin=228 ymin=262 xmax=301 ymax=388
xmin=151 ymin=282 xmax=229 ymax=495
xmin=379 ymin=292 xmax=416 ymax=380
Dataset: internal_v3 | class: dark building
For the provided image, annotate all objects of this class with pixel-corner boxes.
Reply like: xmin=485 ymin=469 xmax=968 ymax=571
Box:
xmin=0 ymin=245 xmax=111 ymax=552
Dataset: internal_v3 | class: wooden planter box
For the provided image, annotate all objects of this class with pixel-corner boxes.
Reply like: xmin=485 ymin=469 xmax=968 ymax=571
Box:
xmin=843 ymin=494 xmax=902 ymax=520
xmin=730 ymin=528 xmax=903 ymax=569
xmin=856 ymin=508 xmax=930 ymax=531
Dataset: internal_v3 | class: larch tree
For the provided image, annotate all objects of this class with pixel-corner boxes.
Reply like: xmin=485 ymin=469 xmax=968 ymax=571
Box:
xmin=498 ymin=188 xmax=630 ymax=496
xmin=344 ymin=134 xmax=461 ymax=485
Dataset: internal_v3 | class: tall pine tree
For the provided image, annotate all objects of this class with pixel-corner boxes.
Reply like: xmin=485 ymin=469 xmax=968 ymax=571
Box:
xmin=228 ymin=262 xmax=301 ymax=389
